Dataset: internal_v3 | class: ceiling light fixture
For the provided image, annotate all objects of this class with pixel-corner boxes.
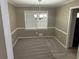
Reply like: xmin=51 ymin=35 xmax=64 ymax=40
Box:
xmin=34 ymin=0 xmax=42 ymax=20
xmin=38 ymin=0 xmax=41 ymax=12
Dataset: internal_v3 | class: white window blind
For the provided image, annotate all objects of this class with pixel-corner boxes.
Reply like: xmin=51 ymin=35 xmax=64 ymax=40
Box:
xmin=25 ymin=11 xmax=48 ymax=29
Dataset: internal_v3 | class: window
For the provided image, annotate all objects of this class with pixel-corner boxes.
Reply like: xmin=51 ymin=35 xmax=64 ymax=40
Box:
xmin=25 ymin=11 xmax=48 ymax=29
xmin=77 ymin=13 xmax=79 ymax=18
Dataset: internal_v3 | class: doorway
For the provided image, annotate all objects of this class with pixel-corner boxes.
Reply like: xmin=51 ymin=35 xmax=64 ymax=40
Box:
xmin=73 ymin=9 xmax=79 ymax=48
xmin=68 ymin=8 xmax=79 ymax=56
xmin=70 ymin=8 xmax=79 ymax=48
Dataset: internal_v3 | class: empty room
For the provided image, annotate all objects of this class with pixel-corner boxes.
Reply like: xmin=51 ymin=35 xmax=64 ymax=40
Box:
xmin=1 ymin=0 xmax=79 ymax=59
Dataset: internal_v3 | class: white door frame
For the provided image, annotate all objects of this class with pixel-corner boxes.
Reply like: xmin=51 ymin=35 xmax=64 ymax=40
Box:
xmin=67 ymin=6 xmax=79 ymax=48
xmin=66 ymin=6 xmax=79 ymax=59
xmin=0 ymin=0 xmax=14 ymax=59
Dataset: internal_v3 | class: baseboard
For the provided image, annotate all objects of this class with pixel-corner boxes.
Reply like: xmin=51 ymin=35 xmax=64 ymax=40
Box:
xmin=13 ymin=39 xmax=19 ymax=48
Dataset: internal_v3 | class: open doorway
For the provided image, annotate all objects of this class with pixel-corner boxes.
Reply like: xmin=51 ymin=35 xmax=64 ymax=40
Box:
xmin=68 ymin=8 xmax=79 ymax=56
xmin=72 ymin=9 xmax=79 ymax=48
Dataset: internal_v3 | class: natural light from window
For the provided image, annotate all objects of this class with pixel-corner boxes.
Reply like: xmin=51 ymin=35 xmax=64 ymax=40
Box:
xmin=25 ymin=11 xmax=48 ymax=29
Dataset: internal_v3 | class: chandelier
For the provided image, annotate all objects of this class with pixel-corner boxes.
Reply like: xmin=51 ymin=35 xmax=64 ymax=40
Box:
xmin=34 ymin=0 xmax=43 ymax=20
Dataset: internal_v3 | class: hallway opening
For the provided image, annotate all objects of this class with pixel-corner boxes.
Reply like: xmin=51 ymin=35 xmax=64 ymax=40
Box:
xmin=68 ymin=8 xmax=79 ymax=57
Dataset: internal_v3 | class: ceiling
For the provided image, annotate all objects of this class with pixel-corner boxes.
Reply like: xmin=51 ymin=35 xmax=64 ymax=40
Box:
xmin=8 ymin=0 xmax=74 ymax=7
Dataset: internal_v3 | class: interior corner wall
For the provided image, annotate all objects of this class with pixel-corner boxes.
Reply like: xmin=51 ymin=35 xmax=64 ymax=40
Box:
xmin=8 ymin=3 xmax=17 ymax=46
xmin=8 ymin=3 xmax=17 ymax=32
xmin=55 ymin=0 xmax=79 ymax=47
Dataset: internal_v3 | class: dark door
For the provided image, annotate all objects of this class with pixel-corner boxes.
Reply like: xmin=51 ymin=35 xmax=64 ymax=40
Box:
xmin=73 ymin=18 xmax=79 ymax=47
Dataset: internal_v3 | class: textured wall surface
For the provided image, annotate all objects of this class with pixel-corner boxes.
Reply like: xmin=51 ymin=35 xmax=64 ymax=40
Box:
xmin=55 ymin=0 xmax=79 ymax=33
xmin=55 ymin=0 xmax=79 ymax=47
xmin=15 ymin=7 xmax=56 ymax=28
xmin=8 ymin=3 xmax=17 ymax=45
xmin=17 ymin=28 xmax=54 ymax=37
xmin=8 ymin=3 xmax=17 ymax=32
xmin=54 ymin=29 xmax=67 ymax=46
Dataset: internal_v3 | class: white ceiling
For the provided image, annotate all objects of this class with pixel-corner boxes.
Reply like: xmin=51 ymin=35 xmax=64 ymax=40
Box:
xmin=8 ymin=0 xmax=74 ymax=7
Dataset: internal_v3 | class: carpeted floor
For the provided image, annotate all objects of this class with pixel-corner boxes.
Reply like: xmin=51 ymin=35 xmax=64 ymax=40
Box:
xmin=13 ymin=37 xmax=77 ymax=59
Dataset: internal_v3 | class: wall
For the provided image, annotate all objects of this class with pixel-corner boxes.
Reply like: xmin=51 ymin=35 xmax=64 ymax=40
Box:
xmin=8 ymin=3 xmax=16 ymax=32
xmin=8 ymin=3 xmax=17 ymax=46
xmin=0 ymin=7 xmax=7 ymax=59
xmin=17 ymin=29 xmax=54 ymax=38
xmin=55 ymin=0 xmax=79 ymax=47
xmin=56 ymin=0 xmax=79 ymax=33
xmin=15 ymin=7 xmax=56 ymax=37
xmin=15 ymin=7 xmax=56 ymax=28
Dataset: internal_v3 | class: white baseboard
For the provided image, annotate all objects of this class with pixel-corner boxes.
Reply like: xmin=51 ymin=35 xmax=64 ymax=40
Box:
xmin=13 ymin=39 xmax=19 ymax=48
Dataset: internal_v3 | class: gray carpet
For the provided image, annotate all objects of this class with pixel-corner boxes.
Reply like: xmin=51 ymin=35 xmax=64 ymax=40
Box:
xmin=14 ymin=38 xmax=76 ymax=59
xmin=14 ymin=38 xmax=56 ymax=59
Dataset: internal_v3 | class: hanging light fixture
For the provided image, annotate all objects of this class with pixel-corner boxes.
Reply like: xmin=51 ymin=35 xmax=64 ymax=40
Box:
xmin=34 ymin=0 xmax=42 ymax=20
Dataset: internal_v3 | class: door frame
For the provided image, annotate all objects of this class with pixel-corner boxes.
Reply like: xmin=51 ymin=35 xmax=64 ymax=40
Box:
xmin=67 ymin=6 xmax=79 ymax=48
xmin=0 ymin=0 xmax=14 ymax=59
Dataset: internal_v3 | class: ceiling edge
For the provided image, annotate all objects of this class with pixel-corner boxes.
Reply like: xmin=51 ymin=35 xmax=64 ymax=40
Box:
xmin=8 ymin=0 xmax=75 ymax=7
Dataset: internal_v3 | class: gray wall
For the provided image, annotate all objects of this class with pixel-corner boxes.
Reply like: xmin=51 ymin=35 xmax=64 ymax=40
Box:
xmin=14 ymin=7 xmax=56 ymax=38
xmin=8 ymin=3 xmax=17 ymax=32
xmin=15 ymin=7 xmax=56 ymax=28
xmin=55 ymin=0 xmax=79 ymax=47
xmin=8 ymin=3 xmax=17 ymax=45
xmin=0 ymin=8 xmax=7 ymax=59
xmin=55 ymin=0 xmax=79 ymax=33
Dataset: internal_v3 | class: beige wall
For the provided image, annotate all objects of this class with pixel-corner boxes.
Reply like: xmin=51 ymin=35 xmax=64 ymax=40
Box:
xmin=0 ymin=8 xmax=7 ymax=59
xmin=55 ymin=0 xmax=79 ymax=33
xmin=8 ymin=3 xmax=16 ymax=32
xmin=8 ymin=3 xmax=18 ymax=45
xmin=54 ymin=0 xmax=79 ymax=47
xmin=15 ymin=7 xmax=56 ymax=28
